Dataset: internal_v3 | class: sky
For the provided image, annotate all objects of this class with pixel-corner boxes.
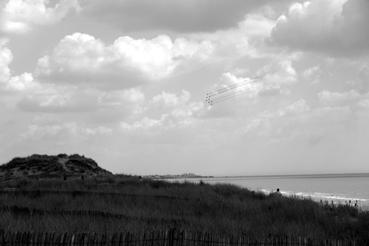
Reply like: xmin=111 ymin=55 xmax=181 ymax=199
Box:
xmin=0 ymin=0 xmax=369 ymax=176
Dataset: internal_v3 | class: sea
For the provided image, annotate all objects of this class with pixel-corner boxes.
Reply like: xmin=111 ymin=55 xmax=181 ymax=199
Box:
xmin=169 ymin=174 xmax=369 ymax=209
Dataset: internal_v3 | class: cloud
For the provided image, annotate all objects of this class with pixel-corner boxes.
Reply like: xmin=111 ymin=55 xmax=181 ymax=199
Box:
xmin=96 ymin=88 xmax=147 ymax=121
xmin=241 ymin=99 xmax=310 ymax=137
xmin=152 ymin=90 xmax=190 ymax=108
xmin=187 ymin=14 xmax=277 ymax=61
xmin=98 ymin=88 xmax=145 ymax=107
xmin=13 ymin=86 xmax=204 ymax=144
xmin=13 ymin=79 xmax=144 ymax=115
xmin=17 ymin=85 xmax=99 ymax=113
xmin=317 ymin=90 xmax=369 ymax=111
xmin=0 ymin=40 xmax=12 ymax=83
xmin=120 ymin=90 xmax=204 ymax=131
xmin=81 ymin=0 xmax=293 ymax=33
xmin=0 ymin=41 xmax=38 ymax=92
xmin=258 ymin=59 xmax=297 ymax=84
xmin=21 ymin=122 xmax=113 ymax=141
xmin=35 ymin=32 xmax=213 ymax=88
xmin=0 ymin=0 xmax=80 ymax=34
xmin=270 ymin=0 xmax=369 ymax=55
xmin=15 ymin=80 xmax=204 ymax=134
xmin=239 ymin=98 xmax=356 ymax=145
xmin=278 ymin=98 xmax=310 ymax=116
xmin=357 ymin=99 xmax=369 ymax=109
xmin=6 ymin=72 xmax=39 ymax=91
xmin=318 ymin=90 xmax=360 ymax=106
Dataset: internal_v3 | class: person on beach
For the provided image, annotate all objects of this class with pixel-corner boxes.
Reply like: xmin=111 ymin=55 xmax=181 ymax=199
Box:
xmin=271 ymin=188 xmax=282 ymax=197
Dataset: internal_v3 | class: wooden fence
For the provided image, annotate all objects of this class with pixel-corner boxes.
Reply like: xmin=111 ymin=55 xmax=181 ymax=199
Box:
xmin=0 ymin=230 xmax=359 ymax=246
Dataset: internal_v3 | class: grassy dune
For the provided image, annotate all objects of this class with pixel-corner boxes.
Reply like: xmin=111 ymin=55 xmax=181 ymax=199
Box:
xmin=0 ymin=175 xmax=368 ymax=241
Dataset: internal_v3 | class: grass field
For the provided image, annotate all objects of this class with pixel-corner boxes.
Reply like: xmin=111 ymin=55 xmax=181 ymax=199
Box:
xmin=0 ymin=175 xmax=368 ymax=242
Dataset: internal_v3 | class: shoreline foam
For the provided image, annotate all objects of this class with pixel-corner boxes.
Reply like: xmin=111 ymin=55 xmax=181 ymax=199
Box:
xmin=259 ymin=188 xmax=369 ymax=210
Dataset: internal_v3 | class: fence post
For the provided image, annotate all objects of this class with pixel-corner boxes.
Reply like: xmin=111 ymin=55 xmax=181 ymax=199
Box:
xmin=20 ymin=232 xmax=25 ymax=246
xmin=7 ymin=231 xmax=11 ymax=246
xmin=169 ymin=229 xmax=175 ymax=246
xmin=45 ymin=232 xmax=51 ymax=246
xmin=8 ymin=232 xmax=13 ymax=246
xmin=12 ymin=232 xmax=19 ymax=246
xmin=90 ymin=233 xmax=96 ymax=246
xmin=11 ymin=231 xmax=15 ymax=246
xmin=0 ymin=230 xmax=4 ymax=246
xmin=124 ymin=232 xmax=130 ymax=246
xmin=27 ymin=231 xmax=32 ymax=246
xmin=117 ymin=233 xmax=123 ymax=246
xmin=112 ymin=233 xmax=118 ymax=246
xmin=142 ymin=232 xmax=146 ymax=246
xmin=35 ymin=232 xmax=40 ymax=246
xmin=16 ymin=231 xmax=21 ymax=246
xmin=13 ymin=231 xmax=18 ymax=246
xmin=71 ymin=234 xmax=75 ymax=246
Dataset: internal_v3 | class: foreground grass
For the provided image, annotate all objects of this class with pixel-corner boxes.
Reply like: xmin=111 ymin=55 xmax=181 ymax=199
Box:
xmin=0 ymin=175 xmax=368 ymax=241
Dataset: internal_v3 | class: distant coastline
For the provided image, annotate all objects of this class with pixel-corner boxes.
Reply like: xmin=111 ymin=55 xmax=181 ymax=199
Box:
xmin=146 ymin=173 xmax=214 ymax=179
xmin=146 ymin=172 xmax=369 ymax=180
xmin=200 ymin=172 xmax=369 ymax=179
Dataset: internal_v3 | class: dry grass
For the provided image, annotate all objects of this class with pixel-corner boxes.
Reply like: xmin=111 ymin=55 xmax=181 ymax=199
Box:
xmin=0 ymin=176 xmax=367 ymax=241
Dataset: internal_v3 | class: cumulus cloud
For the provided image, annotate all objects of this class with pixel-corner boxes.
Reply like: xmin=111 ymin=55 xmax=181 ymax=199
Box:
xmin=189 ymin=14 xmax=277 ymax=61
xmin=0 ymin=40 xmax=12 ymax=83
xmin=7 ymin=72 xmax=38 ymax=91
xmin=12 ymin=86 xmax=205 ymax=153
xmin=96 ymin=88 xmax=147 ymax=121
xmin=82 ymin=0 xmax=293 ymax=33
xmin=258 ymin=59 xmax=297 ymax=84
xmin=0 ymin=0 xmax=80 ymax=34
xmin=0 ymin=41 xmax=38 ymax=91
xmin=239 ymin=97 xmax=357 ymax=146
xmin=17 ymin=85 xmax=99 ymax=113
xmin=21 ymin=122 xmax=113 ymax=141
xmin=318 ymin=90 xmax=360 ymax=106
xmin=357 ymin=99 xmax=369 ymax=109
xmin=121 ymin=90 xmax=204 ymax=131
xmin=317 ymin=89 xmax=369 ymax=111
xmin=13 ymin=80 xmax=144 ymax=115
xmin=98 ymin=88 xmax=145 ymax=107
xmin=271 ymin=0 xmax=369 ymax=55
xmin=278 ymin=98 xmax=310 ymax=116
xmin=14 ymin=78 xmax=204 ymax=134
xmin=35 ymin=33 xmax=213 ymax=88
xmin=152 ymin=90 xmax=191 ymax=108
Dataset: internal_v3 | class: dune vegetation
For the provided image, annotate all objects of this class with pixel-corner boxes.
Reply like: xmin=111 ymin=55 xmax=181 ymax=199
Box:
xmin=0 ymin=175 xmax=368 ymax=243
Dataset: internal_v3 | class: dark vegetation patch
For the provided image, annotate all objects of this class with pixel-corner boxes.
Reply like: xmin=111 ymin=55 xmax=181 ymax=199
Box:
xmin=0 ymin=154 xmax=112 ymax=180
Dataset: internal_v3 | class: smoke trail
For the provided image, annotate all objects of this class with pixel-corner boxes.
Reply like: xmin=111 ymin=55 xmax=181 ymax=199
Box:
xmin=205 ymin=77 xmax=262 ymax=105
